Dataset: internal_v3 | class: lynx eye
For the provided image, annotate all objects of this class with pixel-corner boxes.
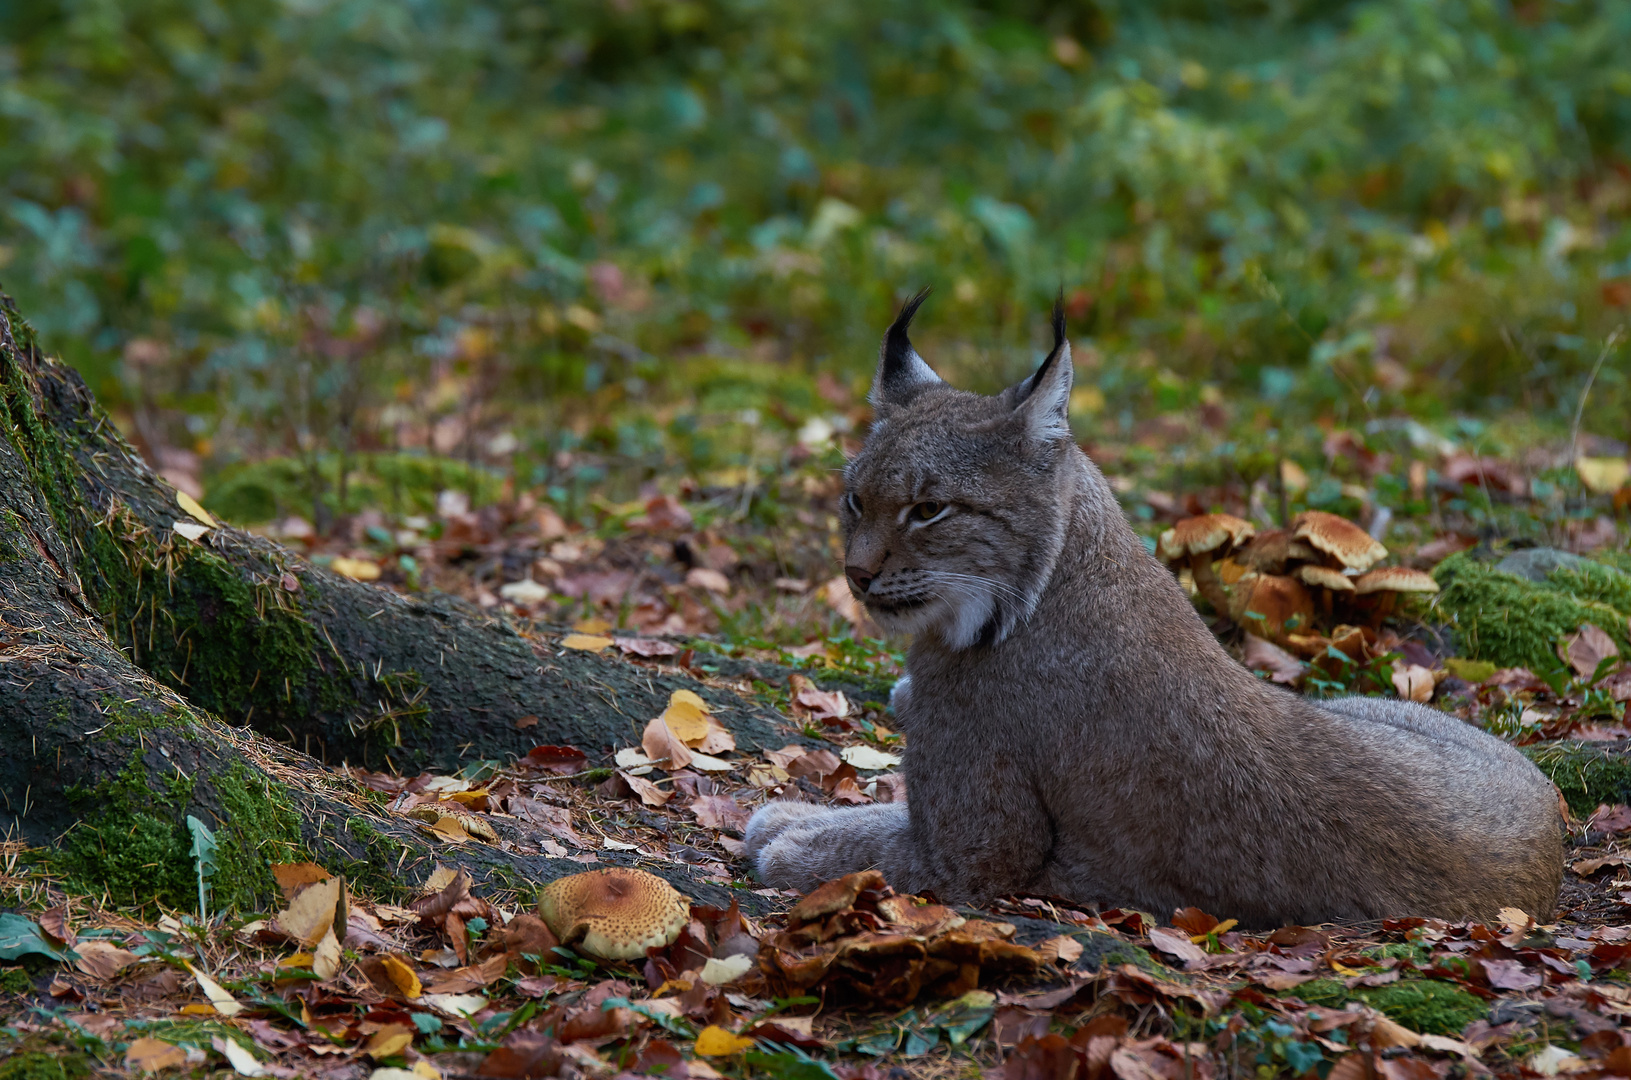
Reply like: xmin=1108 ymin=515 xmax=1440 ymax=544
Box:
xmin=843 ymin=491 xmax=862 ymax=516
xmin=908 ymin=500 xmax=947 ymax=523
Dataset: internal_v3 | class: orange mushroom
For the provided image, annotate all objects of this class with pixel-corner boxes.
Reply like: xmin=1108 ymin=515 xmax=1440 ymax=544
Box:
xmin=1157 ymin=514 xmax=1256 ymax=617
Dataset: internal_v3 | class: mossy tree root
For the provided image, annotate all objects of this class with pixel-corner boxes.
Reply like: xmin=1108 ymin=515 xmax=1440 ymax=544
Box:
xmin=1 ymin=292 xmax=800 ymax=913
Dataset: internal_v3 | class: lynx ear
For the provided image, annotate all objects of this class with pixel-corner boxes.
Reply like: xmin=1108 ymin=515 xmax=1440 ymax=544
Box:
xmin=870 ymin=287 xmax=944 ymax=408
xmin=1008 ymin=298 xmax=1073 ymax=442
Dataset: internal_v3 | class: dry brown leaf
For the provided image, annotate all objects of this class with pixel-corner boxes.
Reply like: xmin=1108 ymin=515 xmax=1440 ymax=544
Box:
xmin=1242 ymin=633 xmax=1305 ymax=685
xmin=1036 ymin=935 xmax=1085 ymax=965
xmin=641 ymin=716 xmax=694 ymax=770
xmin=1391 ymin=663 xmax=1435 ymax=703
xmin=273 ymin=874 xmax=347 ymax=947
xmin=39 ymin=906 xmax=74 ymax=948
xmin=125 ymin=1036 xmax=188 ymax=1073
xmin=270 ymin=862 xmax=333 ymax=901
xmin=73 ymin=940 xmax=138 ymax=980
xmin=620 ymin=770 xmax=671 ymax=807
xmin=689 ymin=793 xmax=750 ymax=833
xmin=1561 ymin=623 xmax=1619 ymax=680
xmin=560 ymin=633 xmax=613 ymax=652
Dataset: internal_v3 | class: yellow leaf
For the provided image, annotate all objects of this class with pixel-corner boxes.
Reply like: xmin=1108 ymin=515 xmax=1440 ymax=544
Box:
xmin=281 ymin=952 xmax=315 ymax=969
xmin=365 ymin=1023 xmax=415 ymax=1059
xmin=669 ymin=689 xmax=710 ymax=713
xmin=560 ymin=633 xmax=613 ymax=652
xmin=1576 ymin=456 xmax=1630 ymax=495
xmin=694 ymin=1025 xmax=755 ymax=1056
xmin=661 ymin=700 xmax=712 ymax=744
xmin=381 ymin=954 xmax=423 ymax=999
xmin=573 ymin=617 xmax=612 ymax=635
xmin=1190 ymin=918 xmax=1237 ymax=943
xmin=177 ymin=1003 xmax=218 ymax=1016
xmin=273 ymin=874 xmax=346 ymax=948
xmin=176 ymin=490 xmax=217 ymax=527
xmin=331 ymin=556 xmax=381 ymax=581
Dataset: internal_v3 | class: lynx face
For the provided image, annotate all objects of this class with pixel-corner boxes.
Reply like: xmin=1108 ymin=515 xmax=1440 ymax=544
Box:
xmin=839 ymin=291 xmax=1078 ymax=650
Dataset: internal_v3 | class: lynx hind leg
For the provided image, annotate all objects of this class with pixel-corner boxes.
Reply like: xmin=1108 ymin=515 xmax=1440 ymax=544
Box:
xmin=744 ymin=800 xmax=915 ymax=894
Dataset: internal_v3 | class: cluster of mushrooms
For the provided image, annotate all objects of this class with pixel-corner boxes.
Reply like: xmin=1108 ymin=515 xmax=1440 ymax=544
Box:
xmin=1157 ymin=510 xmax=1439 ymax=658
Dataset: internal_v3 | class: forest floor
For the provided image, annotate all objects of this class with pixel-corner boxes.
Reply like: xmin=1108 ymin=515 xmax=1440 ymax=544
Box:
xmin=3 ymin=425 xmax=1631 ymax=1080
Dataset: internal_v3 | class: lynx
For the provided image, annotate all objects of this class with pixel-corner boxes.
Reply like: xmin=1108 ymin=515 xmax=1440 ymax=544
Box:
xmin=745 ymin=292 xmax=1563 ymax=926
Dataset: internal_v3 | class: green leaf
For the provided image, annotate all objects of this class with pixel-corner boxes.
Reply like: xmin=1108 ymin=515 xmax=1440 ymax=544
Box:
xmin=187 ymin=814 xmax=218 ymax=921
xmin=0 ymin=913 xmax=67 ymax=963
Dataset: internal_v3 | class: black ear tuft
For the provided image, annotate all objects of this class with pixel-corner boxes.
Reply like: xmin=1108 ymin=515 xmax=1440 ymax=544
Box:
xmin=1051 ymin=289 xmax=1066 ymax=353
xmin=881 ymin=286 xmax=933 ymax=380
xmin=872 ymin=286 xmax=944 ymax=406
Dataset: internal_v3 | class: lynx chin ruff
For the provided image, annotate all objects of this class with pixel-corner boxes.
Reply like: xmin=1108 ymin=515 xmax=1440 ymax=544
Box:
xmin=745 ymin=291 xmax=1563 ymax=927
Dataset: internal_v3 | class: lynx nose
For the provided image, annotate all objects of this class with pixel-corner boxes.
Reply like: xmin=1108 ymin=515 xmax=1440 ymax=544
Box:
xmin=845 ymin=565 xmax=875 ymax=593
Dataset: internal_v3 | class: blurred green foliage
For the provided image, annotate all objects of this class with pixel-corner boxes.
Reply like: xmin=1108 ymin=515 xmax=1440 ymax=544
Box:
xmin=2 ymin=0 xmax=1630 ymax=483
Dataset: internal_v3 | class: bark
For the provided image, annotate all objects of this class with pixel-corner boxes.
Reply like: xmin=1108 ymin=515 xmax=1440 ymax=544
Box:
xmin=0 ymin=292 xmax=835 ymax=915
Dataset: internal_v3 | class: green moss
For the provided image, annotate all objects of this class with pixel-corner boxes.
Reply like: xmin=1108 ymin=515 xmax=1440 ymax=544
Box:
xmin=1433 ymin=553 xmax=1631 ymax=671
xmin=1292 ymin=977 xmax=1486 ymax=1036
xmin=0 ymin=1052 xmax=93 ymax=1080
xmin=1521 ymin=742 xmax=1631 ymax=816
xmin=206 ymin=451 xmax=503 ymax=525
xmin=0 ymin=967 xmax=34 ymax=995
xmin=56 ymin=754 xmax=300 ymax=911
xmin=329 ymin=817 xmax=416 ymax=903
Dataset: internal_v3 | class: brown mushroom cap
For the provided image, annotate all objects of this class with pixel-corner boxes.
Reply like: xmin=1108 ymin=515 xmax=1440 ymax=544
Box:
xmin=1227 ymin=573 xmax=1316 ymax=641
xmin=1353 ymin=567 xmax=1441 ymax=595
xmin=1235 ymin=529 xmax=1321 ymax=574
xmin=1294 ymin=564 xmax=1356 ymax=592
xmin=537 ymin=868 xmax=689 ymax=960
xmin=1157 ymin=514 xmax=1256 ymax=563
xmin=1291 ymin=511 xmax=1387 ymax=572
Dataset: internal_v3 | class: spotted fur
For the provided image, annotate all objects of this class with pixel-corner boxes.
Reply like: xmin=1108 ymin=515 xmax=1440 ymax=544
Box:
xmin=746 ymin=295 xmax=1563 ymax=926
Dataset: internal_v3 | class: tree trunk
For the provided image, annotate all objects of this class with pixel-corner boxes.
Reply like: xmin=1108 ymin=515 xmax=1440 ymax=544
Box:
xmin=0 ymin=292 xmax=821 ymax=915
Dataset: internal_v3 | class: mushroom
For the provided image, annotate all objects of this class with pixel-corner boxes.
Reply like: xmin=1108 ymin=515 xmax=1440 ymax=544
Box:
xmin=1352 ymin=566 xmax=1440 ymax=621
xmin=1235 ymin=529 xmax=1320 ymax=575
xmin=1227 ymin=573 xmax=1315 ymax=644
xmin=1293 ymin=563 xmax=1356 ymax=621
xmin=1157 ymin=514 xmax=1256 ymax=616
xmin=1291 ymin=511 xmax=1387 ymax=573
xmin=537 ymin=868 xmax=689 ymax=960
xmin=1293 ymin=564 xmax=1356 ymax=593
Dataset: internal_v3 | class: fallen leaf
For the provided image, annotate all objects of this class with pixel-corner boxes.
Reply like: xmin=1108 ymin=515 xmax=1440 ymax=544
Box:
xmin=214 ymin=1037 xmax=265 ymax=1077
xmin=1577 ymin=456 xmax=1631 ymax=495
xmin=840 ymin=745 xmax=901 ymax=771
xmin=694 ymin=1025 xmax=755 ymax=1056
xmin=499 ymin=579 xmax=551 ymax=605
xmin=1587 ymin=804 xmax=1631 ymax=834
xmin=1036 ymin=935 xmax=1084 ymax=965
xmin=686 ymin=567 xmax=732 ymax=594
xmin=273 ymin=874 xmax=347 ymax=947
xmin=173 ymin=520 xmax=210 ymax=542
xmin=185 ymin=962 xmax=243 ymax=1017
xmin=1243 ymin=634 xmax=1305 ymax=685
xmin=1392 ymin=663 xmax=1435 ymax=703
xmin=641 ymin=716 xmax=694 ymax=770
xmin=661 ymin=699 xmax=713 ymax=743
xmin=418 ymin=992 xmax=489 ymax=1018
xmin=176 ymin=490 xmax=217 ymax=527
xmin=1571 ymin=854 xmax=1629 ymax=875
xmin=1148 ymin=926 xmax=1207 ymax=967
xmin=620 ymin=771 xmax=671 ymax=807
xmin=616 ymin=637 xmax=682 ymax=658
xmin=560 ymin=633 xmax=613 ymax=652
xmin=1561 ymin=623 xmax=1619 ymax=680
xmin=1481 ymin=958 xmax=1542 ymax=990
xmin=700 ymin=954 xmax=755 ymax=985
xmin=73 ymin=940 xmax=138 ymax=980
xmin=365 ymin=1024 xmax=415 ymax=1059
xmin=270 ymin=862 xmax=333 ymax=900
xmin=380 ymin=954 xmax=423 ymax=999
xmin=331 ymin=556 xmax=381 ymax=581
xmin=794 ymin=685 xmax=849 ymax=721
xmin=312 ymin=927 xmax=343 ymax=981
xmin=125 ymin=1036 xmax=188 ymax=1073
xmin=689 ymin=794 xmax=749 ymax=833
xmin=38 ymin=906 xmax=74 ymax=948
